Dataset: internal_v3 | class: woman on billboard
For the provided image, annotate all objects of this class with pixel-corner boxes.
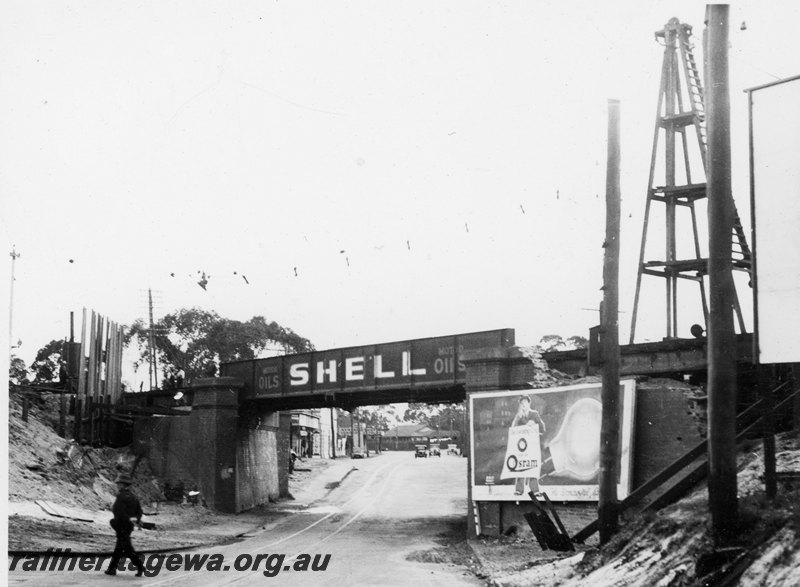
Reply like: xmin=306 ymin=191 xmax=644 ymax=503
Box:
xmin=509 ymin=395 xmax=545 ymax=496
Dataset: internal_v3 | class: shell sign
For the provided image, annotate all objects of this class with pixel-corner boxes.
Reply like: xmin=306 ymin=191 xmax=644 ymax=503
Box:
xmin=222 ymin=329 xmax=515 ymax=399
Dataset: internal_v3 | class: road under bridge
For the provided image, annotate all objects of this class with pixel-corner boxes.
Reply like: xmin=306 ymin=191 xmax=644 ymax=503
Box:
xmin=129 ymin=327 xmax=762 ymax=514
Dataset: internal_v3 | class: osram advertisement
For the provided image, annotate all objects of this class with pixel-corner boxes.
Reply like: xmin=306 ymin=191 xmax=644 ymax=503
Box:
xmin=500 ymin=424 xmax=542 ymax=480
xmin=469 ymin=381 xmax=635 ymax=501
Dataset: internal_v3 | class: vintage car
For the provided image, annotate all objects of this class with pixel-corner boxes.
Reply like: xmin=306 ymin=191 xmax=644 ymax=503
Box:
xmin=429 ymin=445 xmax=441 ymax=457
xmin=414 ymin=445 xmax=428 ymax=458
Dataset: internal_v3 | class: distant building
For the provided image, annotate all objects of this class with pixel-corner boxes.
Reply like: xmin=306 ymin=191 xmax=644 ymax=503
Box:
xmin=337 ymin=411 xmax=368 ymax=456
xmin=385 ymin=423 xmax=438 ymax=451
xmin=290 ymin=410 xmax=320 ymax=458
xmin=288 ymin=408 xmax=340 ymax=458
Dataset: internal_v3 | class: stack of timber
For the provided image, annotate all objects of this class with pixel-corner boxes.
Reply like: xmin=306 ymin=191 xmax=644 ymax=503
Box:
xmin=73 ymin=308 xmax=125 ymax=445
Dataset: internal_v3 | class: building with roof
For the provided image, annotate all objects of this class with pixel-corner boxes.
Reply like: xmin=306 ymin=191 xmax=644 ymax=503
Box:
xmin=385 ymin=423 xmax=438 ymax=451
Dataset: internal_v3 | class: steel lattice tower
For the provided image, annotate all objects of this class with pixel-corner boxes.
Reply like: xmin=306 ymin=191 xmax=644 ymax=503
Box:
xmin=629 ymin=18 xmax=752 ymax=343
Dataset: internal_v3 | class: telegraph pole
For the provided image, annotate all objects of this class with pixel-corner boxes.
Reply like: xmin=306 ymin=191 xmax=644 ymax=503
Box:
xmin=148 ymin=288 xmax=159 ymax=390
xmin=9 ymin=247 xmax=21 ymax=360
xmin=330 ymin=408 xmax=337 ymax=459
xmin=356 ymin=408 xmax=362 ymax=453
xmin=705 ymin=4 xmax=738 ymax=544
xmin=350 ymin=409 xmax=355 ymax=457
xmin=599 ymin=99 xmax=622 ymax=544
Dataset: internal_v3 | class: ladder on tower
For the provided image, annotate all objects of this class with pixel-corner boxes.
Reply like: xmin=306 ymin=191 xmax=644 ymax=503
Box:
xmin=629 ymin=18 xmax=752 ymax=344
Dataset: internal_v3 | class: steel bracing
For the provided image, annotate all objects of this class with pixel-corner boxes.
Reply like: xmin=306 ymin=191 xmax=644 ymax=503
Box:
xmin=629 ymin=18 xmax=751 ymax=343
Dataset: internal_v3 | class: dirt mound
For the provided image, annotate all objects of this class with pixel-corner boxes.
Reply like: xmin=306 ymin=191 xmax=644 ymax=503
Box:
xmin=406 ymin=522 xmax=482 ymax=573
xmin=8 ymin=390 xmax=162 ymax=511
xmin=481 ymin=431 xmax=800 ymax=586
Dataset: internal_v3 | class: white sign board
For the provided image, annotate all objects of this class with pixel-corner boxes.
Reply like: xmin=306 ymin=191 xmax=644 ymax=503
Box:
xmin=751 ymin=75 xmax=800 ymax=364
xmin=499 ymin=424 xmax=542 ymax=480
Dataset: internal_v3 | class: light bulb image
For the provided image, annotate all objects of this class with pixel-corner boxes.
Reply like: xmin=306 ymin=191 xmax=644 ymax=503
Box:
xmin=546 ymin=397 xmax=602 ymax=481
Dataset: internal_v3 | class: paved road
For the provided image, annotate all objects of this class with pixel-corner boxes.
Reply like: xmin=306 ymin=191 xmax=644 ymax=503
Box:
xmin=9 ymin=451 xmax=481 ymax=586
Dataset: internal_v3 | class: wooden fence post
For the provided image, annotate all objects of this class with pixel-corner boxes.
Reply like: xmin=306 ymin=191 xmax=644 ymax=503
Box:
xmin=60 ymin=391 xmax=67 ymax=437
xmin=74 ymin=398 xmax=83 ymax=442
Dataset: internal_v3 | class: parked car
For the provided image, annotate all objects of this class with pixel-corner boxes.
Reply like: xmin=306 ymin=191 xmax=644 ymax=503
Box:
xmin=414 ymin=445 xmax=428 ymax=458
xmin=351 ymin=449 xmax=366 ymax=459
xmin=429 ymin=446 xmax=441 ymax=457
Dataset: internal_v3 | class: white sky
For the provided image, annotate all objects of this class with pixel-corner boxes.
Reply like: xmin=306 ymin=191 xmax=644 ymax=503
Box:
xmin=2 ymin=1 xmax=799 ymax=386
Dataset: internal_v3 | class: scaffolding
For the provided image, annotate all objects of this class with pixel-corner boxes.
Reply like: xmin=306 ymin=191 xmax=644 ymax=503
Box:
xmin=629 ymin=18 xmax=751 ymax=343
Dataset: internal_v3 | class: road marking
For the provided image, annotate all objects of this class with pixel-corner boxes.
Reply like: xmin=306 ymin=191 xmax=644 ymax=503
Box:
xmin=258 ymin=461 xmax=393 ymax=548
xmin=274 ymin=505 xmax=341 ymax=515
xmin=142 ymin=460 xmax=395 ymax=587
xmin=288 ymin=460 xmax=405 ymax=557
xmin=220 ymin=460 xmax=406 ymax=586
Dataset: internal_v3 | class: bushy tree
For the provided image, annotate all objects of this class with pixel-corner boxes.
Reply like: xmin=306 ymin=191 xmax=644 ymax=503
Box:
xmin=126 ymin=308 xmax=314 ymax=383
xmin=29 ymin=339 xmax=66 ymax=384
xmin=537 ymin=334 xmax=588 ymax=352
xmin=404 ymin=402 xmax=466 ymax=440
xmin=9 ymin=355 xmax=28 ymax=385
xmin=355 ymin=405 xmax=399 ymax=432
xmin=565 ymin=335 xmax=589 ymax=349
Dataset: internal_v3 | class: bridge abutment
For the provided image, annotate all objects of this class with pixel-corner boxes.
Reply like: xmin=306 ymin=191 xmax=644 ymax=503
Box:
xmin=190 ymin=377 xmax=241 ymax=512
xmin=133 ymin=376 xmax=293 ymax=513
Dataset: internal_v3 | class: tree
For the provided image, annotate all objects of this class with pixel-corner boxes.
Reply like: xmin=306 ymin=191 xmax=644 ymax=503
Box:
xmin=538 ymin=334 xmax=566 ymax=352
xmin=126 ymin=308 xmax=314 ymax=384
xmin=403 ymin=402 xmax=466 ymax=441
xmin=403 ymin=403 xmax=437 ymax=425
xmin=355 ymin=405 xmax=398 ymax=433
xmin=30 ymin=339 xmax=66 ymax=384
xmin=537 ymin=334 xmax=588 ymax=352
xmin=9 ymin=355 xmax=28 ymax=385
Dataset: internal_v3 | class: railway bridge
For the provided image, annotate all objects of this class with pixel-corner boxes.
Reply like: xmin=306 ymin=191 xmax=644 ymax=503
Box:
xmin=133 ymin=327 xmax=762 ymax=514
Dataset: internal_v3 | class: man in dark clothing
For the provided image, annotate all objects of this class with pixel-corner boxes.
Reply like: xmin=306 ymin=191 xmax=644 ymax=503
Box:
xmin=105 ymin=473 xmax=145 ymax=576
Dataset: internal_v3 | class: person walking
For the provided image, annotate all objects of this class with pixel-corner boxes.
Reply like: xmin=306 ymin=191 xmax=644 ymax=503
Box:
xmin=105 ymin=472 xmax=145 ymax=576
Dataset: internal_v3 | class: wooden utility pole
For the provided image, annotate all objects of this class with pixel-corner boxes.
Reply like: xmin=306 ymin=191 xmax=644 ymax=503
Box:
xmin=705 ymin=4 xmax=738 ymax=544
xmin=330 ymin=408 xmax=337 ymax=458
xmin=758 ymin=366 xmax=777 ymax=499
xmin=599 ymin=99 xmax=622 ymax=544
xmin=60 ymin=336 xmax=67 ymax=437
xmin=148 ymin=289 xmax=159 ymax=390
xmin=356 ymin=409 xmax=362 ymax=452
xmin=350 ymin=410 xmax=355 ymax=456
xmin=75 ymin=308 xmax=87 ymax=442
xmin=9 ymin=247 xmax=21 ymax=361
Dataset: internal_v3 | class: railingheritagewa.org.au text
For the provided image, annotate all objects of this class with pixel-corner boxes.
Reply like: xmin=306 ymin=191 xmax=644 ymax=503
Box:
xmin=9 ymin=549 xmax=332 ymax=577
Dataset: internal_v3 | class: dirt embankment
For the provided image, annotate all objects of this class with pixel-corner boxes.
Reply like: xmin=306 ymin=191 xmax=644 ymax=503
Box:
xmin=478 ymin=432 xmax=800 ymax=586
xmin=463 ymin=353 xmax=800 ymax=585
xmin=8 ymin=391 xmax=162 ymax=511
xmin=7 ymin=390 xmax=277 ymax=553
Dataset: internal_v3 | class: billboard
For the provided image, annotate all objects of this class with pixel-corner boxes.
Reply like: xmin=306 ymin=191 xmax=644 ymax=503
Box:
xmin=749 ymin=75 xmax=800 ymax=364
xmin=469 ymin=381 xmax=636 ymax=501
